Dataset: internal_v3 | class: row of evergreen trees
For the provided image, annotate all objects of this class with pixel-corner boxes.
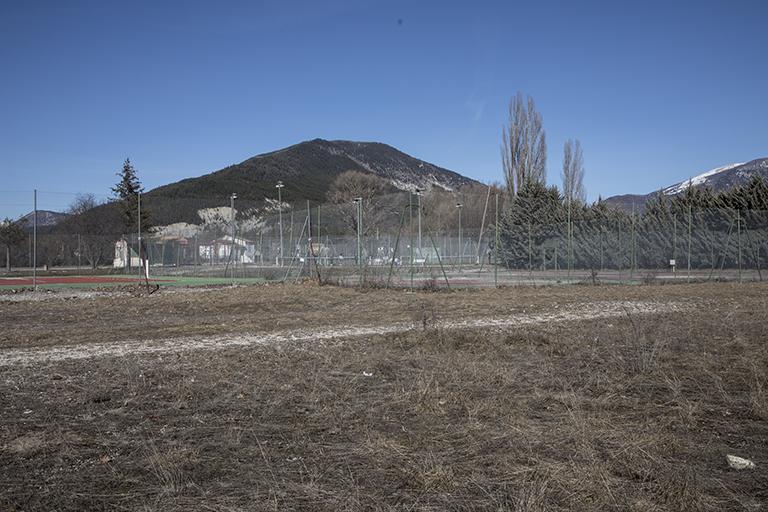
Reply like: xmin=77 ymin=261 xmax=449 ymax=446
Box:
xmin=498 ymin=176 xmax=768 ymax=271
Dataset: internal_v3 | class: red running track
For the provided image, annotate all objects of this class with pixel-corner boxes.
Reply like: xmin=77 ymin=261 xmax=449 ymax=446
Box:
xmin=0 ymin=276 xmax=175 ymax=286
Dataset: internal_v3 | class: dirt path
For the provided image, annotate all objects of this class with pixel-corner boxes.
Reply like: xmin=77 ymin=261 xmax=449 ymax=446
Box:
xmin=0 ymin=300 xmax=684 ymax=366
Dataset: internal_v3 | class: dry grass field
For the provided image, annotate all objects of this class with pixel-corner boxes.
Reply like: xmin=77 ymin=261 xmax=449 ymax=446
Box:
xmin=1 ymin=282 xmax=767 ymax=511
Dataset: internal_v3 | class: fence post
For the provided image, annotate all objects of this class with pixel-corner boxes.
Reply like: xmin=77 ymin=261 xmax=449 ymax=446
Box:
xmin=528 ymin=222 xmax=532 ymax=274
xmin=687 ymin=203 xmax=692 ymax=283
xmin=477 ymin=186 xmax=490 ymax=265
xmin=617 ymin=217 xmax=623 ymax=283
xmin=494 ymin=193 xmax=499 ymax=288
xmin=77 ymin=233 xmax=81 ymax=272
xmin=672 ymin=211 xmax=677 ymax=274
xmin=565 ymin=197 xmax=572 ymax=280
xmin=630 ymin=202 xmax=636 ymax=280
xmin=600 ymin=223 xmax=604 ymax=272
xmin=737 ymin=211 xmax=742 ymax=282
xmin=711 ymin=222 xmax=715 ymax=274
xmin=138 ymin=191 xmax=142 ymax=282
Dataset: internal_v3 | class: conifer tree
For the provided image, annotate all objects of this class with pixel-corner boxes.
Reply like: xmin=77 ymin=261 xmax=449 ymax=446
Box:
xmin=111 ymin=158 xmax=151 ymax=234
xmin=0 ymin=218 xmax=25 ymax=271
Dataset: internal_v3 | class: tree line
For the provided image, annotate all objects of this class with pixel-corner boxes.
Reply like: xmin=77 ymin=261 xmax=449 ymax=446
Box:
xmin=496 ymin=91 xmax=768 ymax=272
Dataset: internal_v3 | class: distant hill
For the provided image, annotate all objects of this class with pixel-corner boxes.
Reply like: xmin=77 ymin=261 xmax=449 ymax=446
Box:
xmin=17 ymin=210 xmax=69 ymax=229
xmin=603 ymin=158 xmax=768 ymax=212
xmin=144 ymin=138 xmax=479 ymax=224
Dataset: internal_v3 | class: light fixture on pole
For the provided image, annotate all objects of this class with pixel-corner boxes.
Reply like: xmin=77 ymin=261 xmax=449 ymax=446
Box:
xmin=276 ymin=181 xmax=285 ymax=267
xmin=456 ymin=202 xmax=463 ymax=271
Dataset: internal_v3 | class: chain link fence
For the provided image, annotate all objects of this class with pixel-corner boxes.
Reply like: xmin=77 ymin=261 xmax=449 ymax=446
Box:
xmin=2 ymin=189 xmax=767 ymax=288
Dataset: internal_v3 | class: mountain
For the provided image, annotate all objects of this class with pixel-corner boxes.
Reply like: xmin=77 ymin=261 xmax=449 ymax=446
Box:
xmin=144 ymin=138 xmax=479 ymax=224
xmin=17 ymin=210 xmax=69 ymax=229
xmin=603 ymin=158 xmax=768 ymax=212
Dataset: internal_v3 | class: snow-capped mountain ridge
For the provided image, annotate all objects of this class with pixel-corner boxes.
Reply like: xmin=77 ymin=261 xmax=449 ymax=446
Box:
xmin=604 ymin=157 xmax=768 ymax=212
xmin=663 ymin=162 xmax=746 ymax=195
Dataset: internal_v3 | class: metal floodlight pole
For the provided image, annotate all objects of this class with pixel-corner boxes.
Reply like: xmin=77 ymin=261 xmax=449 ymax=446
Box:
xmin=409 ymin=193 xmax=414 ymax=292
xmin=456 ymin=202 xmax=463 ymax=272
xmin=408 ymin=193 xmax=412 ymax=264
xmin=359 ymin=200 xmax=363 ymax=280
xmin=33 ymin=189 xmax=37 ymax=292
xmin=276 ymin=181 xmax=284 ymax=267
xmin=416 ymin=163 xmax=425 ymax=266
xmin=230 ymin=192 xmax=237 ymax=284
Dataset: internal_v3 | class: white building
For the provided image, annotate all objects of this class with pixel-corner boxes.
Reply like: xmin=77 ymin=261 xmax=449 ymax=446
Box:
xmin=198 ymin=235 xmax=257 ymax=264
xmin=113 ymin=239 xmax=142 ymax=268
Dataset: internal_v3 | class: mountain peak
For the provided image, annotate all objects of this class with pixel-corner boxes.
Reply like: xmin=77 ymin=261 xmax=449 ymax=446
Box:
xmin=146 ymin=139 xmax=479 ymax=224
xmin=604 ymin=157 xmax=768 ymax=212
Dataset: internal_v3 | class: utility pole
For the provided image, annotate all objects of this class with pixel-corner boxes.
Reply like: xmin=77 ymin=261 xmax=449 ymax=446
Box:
xmin=33 ymin=189 xmax=37 ymax=292
xmin=456 ymin=202 xmax=463 ymax=272
xmin=276 ymin=180 xmax=284 ymax=266
xmin=138 ymin=191 xmax=142 ymax=281
xmin=230 ymin=193 xmax=237 ymax=284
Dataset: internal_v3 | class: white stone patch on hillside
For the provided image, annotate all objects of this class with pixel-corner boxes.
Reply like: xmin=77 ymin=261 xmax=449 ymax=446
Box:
xmin=197 ymin=206 xmax=235 ymax=225
xmin=153 ymin=222 xmax=202 ymax=238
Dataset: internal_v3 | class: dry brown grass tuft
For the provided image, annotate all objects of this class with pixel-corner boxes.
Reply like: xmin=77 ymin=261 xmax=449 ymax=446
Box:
xmin=1 ymin=282 xmax=767 ymax=510
xmin=748 ymin=362 xmax=768 ymax=419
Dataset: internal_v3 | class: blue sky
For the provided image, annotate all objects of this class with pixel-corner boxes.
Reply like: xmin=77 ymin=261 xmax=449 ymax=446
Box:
xmin=1 ymin=0 xmax=766 ymax=217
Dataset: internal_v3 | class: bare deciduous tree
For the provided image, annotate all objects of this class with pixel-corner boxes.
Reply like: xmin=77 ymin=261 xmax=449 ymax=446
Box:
xmin=561 ymin=139 xmax=586 ymax=204
xmin=68 ymin=193 xmax=99 ymax=215
xmin=501 ymin=92 xmax=547 ymax=196
xmin=64 ymin=193 xmax=114 ymax=269
xmin=327 ymin=170 xmax=392 ymax=235
xmin=422 ymin=183 xmax=502 ymax=232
